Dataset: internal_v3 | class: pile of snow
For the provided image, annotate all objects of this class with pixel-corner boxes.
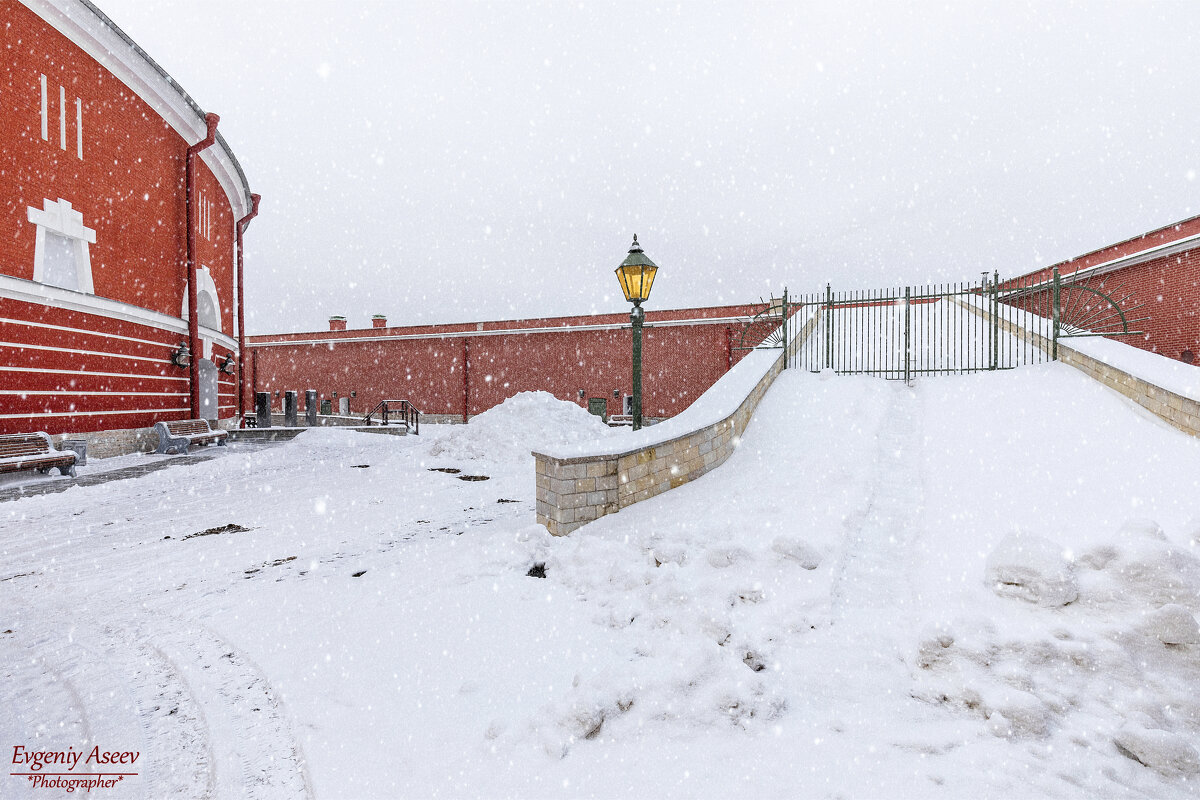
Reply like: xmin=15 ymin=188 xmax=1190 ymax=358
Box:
xmin=1115 ymin=724 xmax=1200 ymax=776
xmin=984 ymin=531 xmax=1078 ymax=607
xmin=915 ymin=513 xmax=1200 ymax=781
xmin=427 ymin=391 xmax=619 ymax=464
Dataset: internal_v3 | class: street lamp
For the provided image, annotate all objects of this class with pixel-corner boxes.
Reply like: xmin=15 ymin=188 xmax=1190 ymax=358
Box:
xmin=615 ymin=233 xmax=658 ymax=430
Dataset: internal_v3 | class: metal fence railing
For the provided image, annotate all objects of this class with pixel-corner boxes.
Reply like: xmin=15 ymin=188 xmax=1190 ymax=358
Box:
xmin=791 ymin=276 xmax=1050 ymax=381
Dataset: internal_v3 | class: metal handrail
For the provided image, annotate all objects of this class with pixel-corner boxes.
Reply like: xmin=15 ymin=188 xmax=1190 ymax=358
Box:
xmin=361 ymin=399 xmax=421 ymax=434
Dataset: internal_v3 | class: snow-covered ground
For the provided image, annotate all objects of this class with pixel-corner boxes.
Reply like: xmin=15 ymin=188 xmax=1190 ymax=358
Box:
xmin=3 ymin=375 xmax=1200 ymax=798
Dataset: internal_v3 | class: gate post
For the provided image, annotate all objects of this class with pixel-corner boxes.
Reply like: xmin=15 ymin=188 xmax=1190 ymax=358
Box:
xmin=1052 ymin=267 xmax=1061 ymax=361
xmin=991 ymin=271 xmax=1000 ymax=370
xmin=904 ymin=286 xmax=911 ymax=384
xmin=782 ymin=287 xmax=789 ymax=369
xmin=824 ymin=283 xmax=832 ymax=370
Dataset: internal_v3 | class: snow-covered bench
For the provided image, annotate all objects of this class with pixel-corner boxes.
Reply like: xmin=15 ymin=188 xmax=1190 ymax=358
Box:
xmin=154 ymin=419 xmax=228 ymax=455
xmin=0 ymin=432 xmax=77 ymax=477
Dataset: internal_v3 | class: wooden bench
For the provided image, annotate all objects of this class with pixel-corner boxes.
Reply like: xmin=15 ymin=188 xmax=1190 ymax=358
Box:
xmin=0 ymin=432 xmax=77 ymax=477
xmin=154 ymin=419 xmax=228 ymax=455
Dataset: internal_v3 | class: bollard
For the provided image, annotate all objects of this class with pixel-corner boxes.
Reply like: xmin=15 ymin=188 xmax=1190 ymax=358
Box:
xmin=284 ymin=391 xmax=298 ymax=427
xmin=255 ymin=392 xmax=272 ymax=428
xmin=305 ymin=390 xmax=318 ymax=426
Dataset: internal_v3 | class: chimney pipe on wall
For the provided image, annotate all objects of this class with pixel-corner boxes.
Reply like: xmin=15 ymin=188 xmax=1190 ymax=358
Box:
xmin=329 ymin=316 xmax=347 ymax=331
xmin=372 ymin=314 xmax=387 ymax=329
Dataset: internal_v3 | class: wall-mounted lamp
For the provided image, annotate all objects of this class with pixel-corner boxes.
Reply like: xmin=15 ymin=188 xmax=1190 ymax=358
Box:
xmin=170 ymin=342 xmax=191 ymax=368
xmin=613 ymin=389 xmax=620 ymax=399
xmin=578 ymin=389 xmax=585 ymax=399
xmin=220 ymin=354 xmax=236 ymax=374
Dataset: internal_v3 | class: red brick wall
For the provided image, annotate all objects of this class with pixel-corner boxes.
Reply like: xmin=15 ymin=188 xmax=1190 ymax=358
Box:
xmin=1025 ymin=215 xmax=1200 ymax=284
xmin=0 ymin=2 xmax=242 ymax=434
xmin=1009 ymin=217 xmax=1200 ymax=364
xmin=1086 ymin=252 xmax=1199 ymax=361
xmin=248 ymin=304 xmax=781 ymax=420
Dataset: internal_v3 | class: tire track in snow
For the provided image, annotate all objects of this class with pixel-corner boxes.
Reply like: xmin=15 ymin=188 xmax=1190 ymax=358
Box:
xmin=0 ymin=597 xmax=207 ymax=798
xmin=142 ymin=621 xmax=313 ymax=800
xmin=1 ymin=590 xmax=310 ymax=797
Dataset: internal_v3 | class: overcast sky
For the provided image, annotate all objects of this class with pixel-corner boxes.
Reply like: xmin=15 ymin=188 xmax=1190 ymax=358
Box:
xmin=97 ymin=1 xmax=1200 ymax=334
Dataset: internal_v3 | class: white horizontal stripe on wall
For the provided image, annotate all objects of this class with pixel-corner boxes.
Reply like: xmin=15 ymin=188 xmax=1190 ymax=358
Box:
xmin=0 ymin=366 xmax=188 ymax=382
xmin=0 ymin=316 xmax=176 ymax=349
xmin=0 ymin=274 xmax=238 ymax=351
xmin=0 ymin=390 xmax=188 ymax=397
xmin=0 ymin=340 xmax=175 ymax=365
xmin=0 ymin=407 xmax=190 ymax=420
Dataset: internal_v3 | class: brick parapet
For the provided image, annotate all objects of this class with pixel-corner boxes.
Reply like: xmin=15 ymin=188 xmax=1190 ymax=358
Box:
xmin=534 ymin=311 xmax=820 ymax=535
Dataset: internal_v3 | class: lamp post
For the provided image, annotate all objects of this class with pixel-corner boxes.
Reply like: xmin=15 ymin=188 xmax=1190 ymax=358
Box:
xmin=615 ymin=234 xmax=658 ymax=430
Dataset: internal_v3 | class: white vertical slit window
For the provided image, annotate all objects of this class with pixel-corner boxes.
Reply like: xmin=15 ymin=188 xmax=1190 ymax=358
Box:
xmin=27 ymin=198 xmax=97 ymax=294
xmin=58 ymin=85 xmax=66 ymax=150
xmin=199 ymin=192 xmax=212 ymax=240
xmin=39 ymin=74 xmax=48 ymax=140
xmin=75 ymin=97 xmax=83 ymax=160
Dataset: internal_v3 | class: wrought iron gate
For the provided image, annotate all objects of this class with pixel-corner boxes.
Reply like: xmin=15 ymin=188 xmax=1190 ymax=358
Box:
xmin=791 ymin=269 xmax=1143 ymax=380
xmin=733 ymin=270 xmax=1143 ymax=382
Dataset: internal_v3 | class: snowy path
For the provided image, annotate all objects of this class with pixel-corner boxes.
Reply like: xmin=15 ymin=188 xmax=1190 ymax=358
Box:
xmin=829 ymin=382 xmax=923 ymax=621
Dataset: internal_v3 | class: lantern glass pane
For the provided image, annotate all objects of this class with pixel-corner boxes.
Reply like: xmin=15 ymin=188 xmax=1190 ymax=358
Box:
xmin=616 ymin=265 xmax=636 ymax=301
xmin=640 ymin=265 xmax=657 ymax=300
xmin=616 ymin=262 xmax=658 ymax=302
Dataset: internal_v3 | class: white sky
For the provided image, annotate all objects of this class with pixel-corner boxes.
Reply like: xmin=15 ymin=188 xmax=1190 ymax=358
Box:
xmin=95 ymin=0 xmax=1200 ymax=334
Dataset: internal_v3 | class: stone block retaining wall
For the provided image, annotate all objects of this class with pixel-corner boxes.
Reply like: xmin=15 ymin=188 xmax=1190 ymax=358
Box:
xmin=534 ymin=312 xmax=820 ymax=536
xmin=49 ymin=417 xmax=238 ymax=459
xmin=956 ymin=298 xmax=1200 ymax=438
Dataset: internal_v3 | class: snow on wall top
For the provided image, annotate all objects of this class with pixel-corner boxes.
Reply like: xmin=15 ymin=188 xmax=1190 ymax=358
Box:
xmin=533 ymin=309 xmax=815 ymax=461
xmin=962 ymin=295 xmax=1200 ymax=402
xmin=1064 ymin=334 xmax=1200 ymax=401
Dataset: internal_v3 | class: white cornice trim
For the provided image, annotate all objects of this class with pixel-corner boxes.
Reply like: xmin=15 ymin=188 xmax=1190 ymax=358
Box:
xmin=0 ymin=274 xmax=237 ymax=351
xmin=20 ymin=0 xmax=252 ymax=219
xmin=249 ymin=314 xmax=761 ymax=348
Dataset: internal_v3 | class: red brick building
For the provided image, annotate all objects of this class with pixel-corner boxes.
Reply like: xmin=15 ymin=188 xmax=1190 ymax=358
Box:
xmin=248 ymin=304 xmax=782 ymax=423
xmin=1010 ymin=214 xmax=1200 ymax=364
xmin=0 ymin=0 xmax=257 ymax=438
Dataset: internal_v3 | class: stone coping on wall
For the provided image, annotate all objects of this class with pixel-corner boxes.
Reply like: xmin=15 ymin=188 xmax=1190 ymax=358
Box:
xmin=954 ymin=297 xmax=1200 ymax=438
xmin=536 ymin=308 xmax=819 ymax=462
xmin=534 ymin=309 xmax=820 ymax=536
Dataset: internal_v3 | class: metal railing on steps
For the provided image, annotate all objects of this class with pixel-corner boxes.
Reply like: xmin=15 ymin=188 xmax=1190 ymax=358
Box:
xmin=361 ymin=399 xmax=420 ymax=434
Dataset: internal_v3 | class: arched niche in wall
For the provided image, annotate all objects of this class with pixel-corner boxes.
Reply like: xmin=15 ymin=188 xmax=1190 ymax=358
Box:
xmin=181 ymin=266 xmax=222 ymax=359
